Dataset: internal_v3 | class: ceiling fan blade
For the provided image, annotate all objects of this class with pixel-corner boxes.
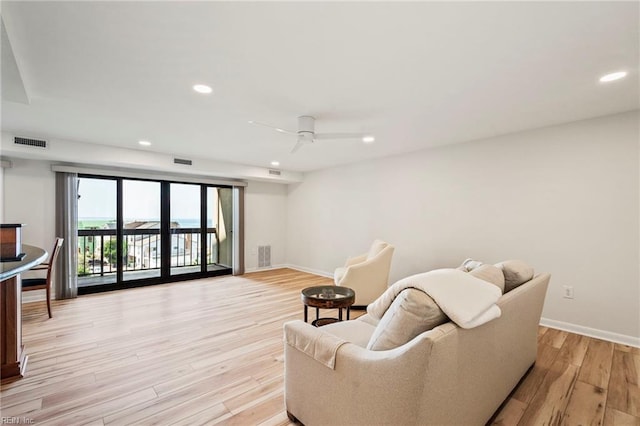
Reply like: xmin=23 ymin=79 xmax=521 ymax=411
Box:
xmin=313 ymin=133 xmax=366 ymax=140
xmin=248 ymin=120 xmax=296 ymax=135
xmin=290 ymin=140 xmax=305 ymax=154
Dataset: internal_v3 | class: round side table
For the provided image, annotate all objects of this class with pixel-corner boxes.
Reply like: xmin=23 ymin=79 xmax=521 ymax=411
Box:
xmin=300 ymin=285 xmax=355 ymax=327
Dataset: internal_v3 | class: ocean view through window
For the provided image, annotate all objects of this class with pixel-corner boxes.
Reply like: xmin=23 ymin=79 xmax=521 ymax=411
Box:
xmin=77 ymin=175 xmax=233 ymax=294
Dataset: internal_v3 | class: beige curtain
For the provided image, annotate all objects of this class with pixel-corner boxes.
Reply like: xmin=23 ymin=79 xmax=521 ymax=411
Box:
xmin=55 ymin=172 xmax=78 ymax=299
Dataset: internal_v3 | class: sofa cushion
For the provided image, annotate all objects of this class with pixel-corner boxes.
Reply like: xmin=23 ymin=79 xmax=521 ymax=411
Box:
xmin=495 ymin=260 xmax=534 ymax=292
xmin=322 ymin=318 xmax=377 ymax=348
xmin=469 ymin=264 xmax=505 ymax=293
xmin=367 ymin=288 xmax=448 ymax=351
xmin=367 ymin=239 xmax=387 ymax=260
xmin=356 ymin=313 xmax=380 ymax=327
xmin=334 ymin=267 xmax=347 ymax=285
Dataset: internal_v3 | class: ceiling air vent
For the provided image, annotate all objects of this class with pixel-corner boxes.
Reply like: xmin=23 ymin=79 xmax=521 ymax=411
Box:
xmin=173 ymin=158 xmax=192 ymax=166
xmin=268 ymin=169 xmax=281 ymax=176
xmin=14 ymin=137 xmax=47 ymax=148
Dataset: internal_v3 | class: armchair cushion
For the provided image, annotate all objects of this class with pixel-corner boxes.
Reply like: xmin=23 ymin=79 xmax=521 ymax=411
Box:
xmin=367 ymin=288 xmax=447 ymax=351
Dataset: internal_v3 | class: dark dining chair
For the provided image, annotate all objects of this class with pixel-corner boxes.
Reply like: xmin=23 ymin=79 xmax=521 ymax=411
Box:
xmin=22 ymin=238 xmax=64 ymax=318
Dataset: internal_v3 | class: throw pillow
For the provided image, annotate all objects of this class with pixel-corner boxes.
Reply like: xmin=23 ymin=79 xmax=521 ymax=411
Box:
xmin=495 ymin=260 xmax=534 ymax=292
xmin=469 ymin=264 xmax=505 ymax=293
xmin=367 ymin=288 xmax=448 ymax=351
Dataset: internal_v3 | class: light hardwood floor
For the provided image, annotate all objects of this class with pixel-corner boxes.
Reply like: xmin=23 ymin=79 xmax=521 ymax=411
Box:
xmin=1 ymin=268 xmax=638 ymax=425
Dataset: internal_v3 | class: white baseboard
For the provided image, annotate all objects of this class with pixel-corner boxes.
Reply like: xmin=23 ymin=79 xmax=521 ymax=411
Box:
xmin=282 ymin=264 xmax=334 ymax=279
xmin=244 ymin=264 xmax=289 ymax=273
xmin=244 ymin=264 xmax=334 ymax=279
xmin=540 ymin=317 xmax=640 ymax=348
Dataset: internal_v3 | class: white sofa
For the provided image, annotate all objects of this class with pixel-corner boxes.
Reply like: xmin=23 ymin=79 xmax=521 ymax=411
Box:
xmin=284 ymin=271 xmax=550 ymax=425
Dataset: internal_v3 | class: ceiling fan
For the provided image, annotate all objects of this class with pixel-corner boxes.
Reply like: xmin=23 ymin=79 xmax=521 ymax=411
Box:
xmin=249 ymin=115 xmax=375 ymax=153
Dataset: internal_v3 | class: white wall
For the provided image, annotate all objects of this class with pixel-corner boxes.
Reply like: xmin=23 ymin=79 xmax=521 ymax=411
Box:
xmin=4 ymin=158 xmax=56 ymax=252
xmin=244 ymin=181 xmax=288 ymax=271
xmin=287 ymin=111 xmax=640 ymax=341
xmin=4 ymin=159 xmax=56 ymax=297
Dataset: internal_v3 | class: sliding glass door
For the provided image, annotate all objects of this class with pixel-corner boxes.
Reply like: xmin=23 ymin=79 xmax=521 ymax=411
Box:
xmin=77 ymin=175 xmax=233 ymax=294
xmin=169 ymin=183 xmax=201 ymax=276
xmin=122 ymin=179 xmax=162 ymax=282
xmin=77 ymin=177 xmax=117 ymax=286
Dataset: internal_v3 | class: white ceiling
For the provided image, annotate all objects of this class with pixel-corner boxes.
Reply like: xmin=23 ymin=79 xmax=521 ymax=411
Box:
xmin=1 ymin=1 xmax=638 ymax=173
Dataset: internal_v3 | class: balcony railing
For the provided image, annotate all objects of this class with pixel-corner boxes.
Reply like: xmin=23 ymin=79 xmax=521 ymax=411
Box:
xmin=77 ymin=227 xmax=218 ymax=278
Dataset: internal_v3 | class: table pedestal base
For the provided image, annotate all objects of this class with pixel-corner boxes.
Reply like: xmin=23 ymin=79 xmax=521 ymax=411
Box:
xmin=1 ymin=275 xmax=27 ymax=382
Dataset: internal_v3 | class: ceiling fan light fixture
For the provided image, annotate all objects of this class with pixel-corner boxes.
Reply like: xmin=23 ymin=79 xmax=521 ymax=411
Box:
xmin=250 ymin=115 xmax=373 ymax=153
xmin=193 ymin=84 xmax=213 ymax=94
xmin=599 ymin=71 xmax=627 ymax=83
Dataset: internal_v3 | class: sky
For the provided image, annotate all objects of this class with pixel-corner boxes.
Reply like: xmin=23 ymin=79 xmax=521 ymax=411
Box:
xmin=78 ymin=177 xmax=214 ymax=222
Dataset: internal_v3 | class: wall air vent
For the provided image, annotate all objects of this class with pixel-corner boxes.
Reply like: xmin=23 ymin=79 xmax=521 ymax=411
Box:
xmin=14 ymin=137 xmax=47 ymax=148
xmin=258 ymin=245 xmax=272 ymax=268
xmin=268 ymin=169 xmax=281 ymax=176
xmin=173 ymin=158 xmax=192 ymax=166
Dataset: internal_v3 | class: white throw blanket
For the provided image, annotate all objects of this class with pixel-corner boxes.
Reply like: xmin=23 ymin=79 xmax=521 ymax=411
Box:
xmin=285 ymin=322 xmax=346 ymax=369
xmin=368 ymin=269 xmax=502 ymax=329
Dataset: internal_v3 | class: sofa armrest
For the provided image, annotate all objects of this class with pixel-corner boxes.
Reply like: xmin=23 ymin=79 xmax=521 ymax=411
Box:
xmin=284 ymin=320 xmax=436 ymax=424
xmin=284 ymin=320 xmax=347 ymax=369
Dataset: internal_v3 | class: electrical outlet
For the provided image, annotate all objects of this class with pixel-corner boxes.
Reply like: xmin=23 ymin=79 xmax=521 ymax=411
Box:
xmin=563 ymin=286 xmax=574 ymax=299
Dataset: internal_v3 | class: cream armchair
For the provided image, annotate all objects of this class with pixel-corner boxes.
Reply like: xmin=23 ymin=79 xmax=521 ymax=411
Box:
xmin=334 ymin=240 xmax=395 ymax=306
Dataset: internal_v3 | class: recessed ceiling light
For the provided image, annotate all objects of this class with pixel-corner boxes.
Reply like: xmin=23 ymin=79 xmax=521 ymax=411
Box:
xmin=138 ymin=140 xmax=152 ymax=146
xmin=193 ymin=84 xmax=213 ymax=94
xmin=362 ymin=135 xmax=375 ymax=143
xmin=599 ymin=71 xmax=627 ymax=83
xmin=271 ymin=161 xmax=280 ymax=167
